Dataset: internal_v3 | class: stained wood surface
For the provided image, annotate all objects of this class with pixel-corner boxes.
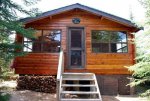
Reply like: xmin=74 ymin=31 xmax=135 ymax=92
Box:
xmin=15 ymin=53 xmax=59 ymax=75
xmin=15 ymin=9 xmax=135 ymax=75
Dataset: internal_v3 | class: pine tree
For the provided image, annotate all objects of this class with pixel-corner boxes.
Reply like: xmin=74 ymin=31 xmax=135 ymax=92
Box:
xmin=0 ymin=0 xmax=40 ymax=76
xmin=129 ymin=0 xmax=150 ymax=98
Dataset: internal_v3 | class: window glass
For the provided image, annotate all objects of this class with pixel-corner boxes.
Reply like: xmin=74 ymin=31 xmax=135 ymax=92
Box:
xmin=42 ymin=30 xmax=61 ymax=52
xmin=92 ymin=31 xmax=109 ymax=43
xmin=23 ymin=38 xmax=33 ymax=52
xmin=42 ymin=30 xmax=61 ymax=42
xmin=100 ymin=43 xmax=109 ymax=53
xmin=92 ymin=30 xmax=127 ymax=53
xmin=111 ymin=32 xmax=127 ymax=42
xmin=23 ymin=30 xmax=61 ymax=53
xmin=34 ymin=30 xmax=42 ymax=39
xmin=71 ymin=30 xmax=82 ymax=48
xmin=71 ymin=50 xmax=82 ymax=66
xmin=33 ymin=30 xmax=42 ymax=52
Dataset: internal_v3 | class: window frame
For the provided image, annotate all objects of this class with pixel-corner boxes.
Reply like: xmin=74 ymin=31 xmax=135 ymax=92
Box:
xmin=23 ymin=29 xmax=62 ymax=53
xmin=91 ymin=30 xmax=128 ymax=53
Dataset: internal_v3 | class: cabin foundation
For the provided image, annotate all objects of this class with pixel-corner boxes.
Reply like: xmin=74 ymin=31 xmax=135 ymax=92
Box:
xmin=96 ymin=75 xmax=132 ymax=95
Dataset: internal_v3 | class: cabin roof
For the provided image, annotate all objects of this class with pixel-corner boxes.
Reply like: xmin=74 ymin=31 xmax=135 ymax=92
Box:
xmin=20 ymin=3 xmax=141 ymax=32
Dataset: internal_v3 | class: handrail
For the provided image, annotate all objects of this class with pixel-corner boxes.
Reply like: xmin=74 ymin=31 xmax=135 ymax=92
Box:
xmin=56 ymin=49 xmax=64 ymax=101
xmin=57 ymin=49 xmax=64 ymax=81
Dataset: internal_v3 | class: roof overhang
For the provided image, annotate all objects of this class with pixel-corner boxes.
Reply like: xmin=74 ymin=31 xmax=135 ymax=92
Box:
xmin=20 ymin=3 xmax=141 ymax=32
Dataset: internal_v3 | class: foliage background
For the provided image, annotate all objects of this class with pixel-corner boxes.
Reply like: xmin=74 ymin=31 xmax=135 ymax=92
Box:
xmin=129 ymin=0 xmax=150 ymax=98
xmin=0 ymin=0 xmax=40 ymax=78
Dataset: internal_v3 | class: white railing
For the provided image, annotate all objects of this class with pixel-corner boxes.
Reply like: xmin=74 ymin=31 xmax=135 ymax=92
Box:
xmin=56 ymin=49 xmax=64 ymax=101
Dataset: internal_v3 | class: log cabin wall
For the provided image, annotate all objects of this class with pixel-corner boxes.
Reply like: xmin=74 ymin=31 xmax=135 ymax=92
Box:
xmin=15 ymin=9 xmax=135 ymax=75
xmin=15 ymin=53 xmax=59 ymax=75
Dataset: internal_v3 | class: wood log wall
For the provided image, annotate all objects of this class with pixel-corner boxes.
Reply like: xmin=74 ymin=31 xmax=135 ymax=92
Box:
xmin=15 ymin=53 xmax=59 ymax=75
xmin=14 ymin=9 xmax=135 ymax=75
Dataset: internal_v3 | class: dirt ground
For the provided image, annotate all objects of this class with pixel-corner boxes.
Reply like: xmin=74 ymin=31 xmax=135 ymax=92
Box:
xmin=0 ymin=90 xmax=146 ymax=101
xmin=0 ymin=80 xmax=147 ymax=101
xmin=9 ymin=90 xmax=56 ymax=101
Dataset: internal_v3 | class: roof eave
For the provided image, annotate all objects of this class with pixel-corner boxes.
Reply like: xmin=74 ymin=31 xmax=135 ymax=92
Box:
xmin=20 ymin=3 xmax=139 ymax=30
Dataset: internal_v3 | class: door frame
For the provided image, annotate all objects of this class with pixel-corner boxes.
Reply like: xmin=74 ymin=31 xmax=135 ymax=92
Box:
xmin=67 ymin=27 xmax=86 ymax=69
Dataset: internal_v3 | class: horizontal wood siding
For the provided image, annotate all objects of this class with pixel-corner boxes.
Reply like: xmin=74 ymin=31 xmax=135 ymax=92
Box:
xmin=15 ymin=53 xmax=59 ymax=75
xmin=86 ymin=27 xmax=134 ymax=74
xmin=15 ymin=9 xmax=135 ymax=75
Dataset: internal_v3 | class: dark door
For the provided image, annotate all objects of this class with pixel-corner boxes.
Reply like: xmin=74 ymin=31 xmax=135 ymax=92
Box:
xmin=68 ymin=27 xmax=85 ymax=69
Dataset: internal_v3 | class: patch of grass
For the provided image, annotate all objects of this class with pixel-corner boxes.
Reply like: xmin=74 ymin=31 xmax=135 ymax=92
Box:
xmin=0 ymin=70 xmax=18 ymax=81
xmin=0 ymin=92 xmax=11 ymax=101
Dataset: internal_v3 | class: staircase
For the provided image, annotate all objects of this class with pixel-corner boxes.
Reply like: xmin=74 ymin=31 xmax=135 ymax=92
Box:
xmin=56 ymin=50 xmax=102 ymax=101
xmin=59 ymin=72 xmax=102 ymax=101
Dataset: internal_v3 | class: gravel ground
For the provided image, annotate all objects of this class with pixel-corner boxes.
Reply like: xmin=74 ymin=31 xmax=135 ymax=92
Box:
xmin=0 ymin=80 xmax=147 ymax=101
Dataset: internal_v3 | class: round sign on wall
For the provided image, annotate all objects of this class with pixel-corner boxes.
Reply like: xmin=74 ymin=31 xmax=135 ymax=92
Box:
xmin=72 ymin=18 xmax=80 ymax=24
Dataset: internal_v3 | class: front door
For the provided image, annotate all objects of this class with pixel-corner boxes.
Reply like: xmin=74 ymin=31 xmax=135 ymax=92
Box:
xmin=68 ymin=27 xmax=85 ymax=69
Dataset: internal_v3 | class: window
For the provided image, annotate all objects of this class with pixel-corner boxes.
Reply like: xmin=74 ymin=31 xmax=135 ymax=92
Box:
xmin=91 ymin=30 xmax=128 ymax=53
xmin=23 ymin=37 xmax=33 ymax=52
xmin=42 ymin=30 xmax=61 ymax=52
xmin=23 ymin=30 xmax=61 ymax=52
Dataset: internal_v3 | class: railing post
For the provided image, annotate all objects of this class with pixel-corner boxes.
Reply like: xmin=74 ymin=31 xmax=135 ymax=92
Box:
xmin=57 ymin=80 xmax=59 ymax=101
xmin=56 ymin=49 xmax=64 ymax=101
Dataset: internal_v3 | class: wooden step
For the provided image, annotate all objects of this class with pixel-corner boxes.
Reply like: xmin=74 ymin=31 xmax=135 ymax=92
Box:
xmin=62 ymin=76 xmax=94 ymax=80
xmin=62 ymin=78 xmax=94 ymax=81
xmin=59 ymin=73 xmax=102 ymax=101
xmin=62 ymin=74 xmax=94 ymax=80
xmin=61 ymin=98 xmax=101 ymax=101
xmin=63 ymin=73 xmax=94 ymax=75
xmin=62 ymin=84 xmax=96 ymax=87
xmin=61 ymin=91 xmax=99 ymax=94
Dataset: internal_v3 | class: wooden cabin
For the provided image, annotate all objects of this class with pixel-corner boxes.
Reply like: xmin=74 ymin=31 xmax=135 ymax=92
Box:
xmin=13 ymin=3 xmax=140 ymax=95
